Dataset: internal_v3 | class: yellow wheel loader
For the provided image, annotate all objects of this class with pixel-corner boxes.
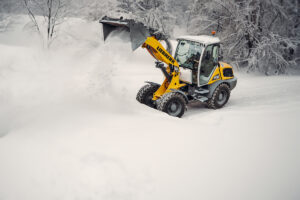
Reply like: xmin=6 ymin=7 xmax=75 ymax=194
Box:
xmin=100 ymin=16 xmax=237 ymax=117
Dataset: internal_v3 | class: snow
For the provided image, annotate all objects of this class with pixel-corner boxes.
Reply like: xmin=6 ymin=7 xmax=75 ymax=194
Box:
xmin=177 ymin=35 xmax=221 ymax=45
xmin=0 ymin=15 xmax=300 ymax=200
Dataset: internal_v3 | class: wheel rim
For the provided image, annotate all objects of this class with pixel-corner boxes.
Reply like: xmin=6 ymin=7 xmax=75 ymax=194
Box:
xmin=217 ymin=90 xmax=228 ymax=105
xmin=145 ymin=93 xmax=155 ymax=107
xmin=167 ymin=101 xmax=182 ymax=116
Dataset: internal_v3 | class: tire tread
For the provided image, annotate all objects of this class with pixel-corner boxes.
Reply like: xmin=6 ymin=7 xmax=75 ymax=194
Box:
xmin=207 ymin=83 xmax=230 ymax=109
xmin=157 ymin=92 xmax=186 ymax=117
xmin=136 ymin=84 xmax=159 ymax=104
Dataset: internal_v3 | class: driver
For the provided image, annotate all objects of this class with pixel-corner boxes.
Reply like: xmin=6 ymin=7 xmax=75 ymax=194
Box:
xmin=185 ymin=52 xmax=201 ymax=70
xmin=188 ymin=52 xmax=201 ymax=84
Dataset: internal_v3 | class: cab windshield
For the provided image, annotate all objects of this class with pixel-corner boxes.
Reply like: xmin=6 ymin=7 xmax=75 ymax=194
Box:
xmin=174 ymin=40 xmax=204 ymax=69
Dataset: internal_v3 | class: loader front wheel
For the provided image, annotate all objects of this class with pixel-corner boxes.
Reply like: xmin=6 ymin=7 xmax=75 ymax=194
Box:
xmin=207 ymin=83 xmax=230 ymax=109
xmin=157 ymin=92 xmax=186 ymax=118
xmin=136 ymin=84 xmax=160 ymax=108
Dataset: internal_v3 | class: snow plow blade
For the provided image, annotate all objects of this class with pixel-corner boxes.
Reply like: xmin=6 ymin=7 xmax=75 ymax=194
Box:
xmin=100 ymin=16 xmax=152 ymax=51
xmin=100 ymin=16 xmax=170 ymax=52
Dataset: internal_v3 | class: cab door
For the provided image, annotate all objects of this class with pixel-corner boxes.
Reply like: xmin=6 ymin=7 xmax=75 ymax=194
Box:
xmin=175 ymin=40 xmax=204 ymax=84
xmin=198 ymin=45 xmax=219 ymax=86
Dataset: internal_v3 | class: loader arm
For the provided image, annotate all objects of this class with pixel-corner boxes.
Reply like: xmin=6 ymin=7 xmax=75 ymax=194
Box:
xmin=100 ymin=16 xmax=186 ymax=100
xmin=141 ymin=36 xmax=186 ymax=100
xmin=142 ymin=37 xmax=178 ymax=67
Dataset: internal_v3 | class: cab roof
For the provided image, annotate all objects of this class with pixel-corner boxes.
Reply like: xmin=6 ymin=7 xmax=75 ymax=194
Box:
xmin=177 ymin=35 xmax=221 ymax=45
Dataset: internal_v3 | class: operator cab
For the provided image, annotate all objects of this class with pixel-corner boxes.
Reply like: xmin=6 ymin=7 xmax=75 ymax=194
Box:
xmin=174 ymin=36 xmax=221 ymax=86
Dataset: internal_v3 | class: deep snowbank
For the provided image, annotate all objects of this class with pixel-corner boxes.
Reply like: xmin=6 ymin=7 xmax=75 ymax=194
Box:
xmin=0 ymin=16 xmax=299 ymax=200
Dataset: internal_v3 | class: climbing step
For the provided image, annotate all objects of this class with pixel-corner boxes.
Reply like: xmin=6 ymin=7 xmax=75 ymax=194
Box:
xmin=194 ymin=89 xmax=209 ymax=94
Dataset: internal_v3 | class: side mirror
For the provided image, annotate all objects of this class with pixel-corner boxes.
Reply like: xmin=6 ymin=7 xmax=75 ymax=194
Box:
xmin=218 ymin=55 xmax=223 ymax=61
xmin=213 ymin=61 xmax=218 ymax=66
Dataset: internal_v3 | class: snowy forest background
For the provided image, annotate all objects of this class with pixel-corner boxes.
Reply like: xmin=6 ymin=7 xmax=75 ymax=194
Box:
xmin=1 ymin=1 xmax=300 ymax=200
xmin=1 ymin=0 xmax=299 ymax=75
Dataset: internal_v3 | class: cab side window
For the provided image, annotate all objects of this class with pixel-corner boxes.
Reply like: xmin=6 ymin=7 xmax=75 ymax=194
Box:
xmin=199 ymin=45 xmax=214 ymax=85
xmin=212 ymin=46 xmax=219 ymax=63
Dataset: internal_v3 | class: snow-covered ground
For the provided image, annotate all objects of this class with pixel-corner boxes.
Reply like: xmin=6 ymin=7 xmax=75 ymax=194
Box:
xmin=0 ymin=16 xmax=299 ymax=200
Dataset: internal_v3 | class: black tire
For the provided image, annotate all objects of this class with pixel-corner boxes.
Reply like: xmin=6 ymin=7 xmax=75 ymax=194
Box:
xmin=207 ymin=83 xmax=230 ymax=109
xmin=157 ymin=92 xmax=186 ymax=118
xmin=136 ymin=84 xmax=160 ymax=108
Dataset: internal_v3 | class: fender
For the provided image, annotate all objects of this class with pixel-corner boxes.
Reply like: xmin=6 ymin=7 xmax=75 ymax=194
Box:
xmin=207 ymin=77 xmax=237 ymax=98
xmin=145 ymin=81 xmax=160 ymax=87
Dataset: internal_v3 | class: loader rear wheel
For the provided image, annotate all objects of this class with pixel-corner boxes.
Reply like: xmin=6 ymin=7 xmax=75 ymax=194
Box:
xmin=136 ymin=84 xmax=160 ymax=108
xmin=207 ymin=83 xmax=230 ymax=109
xmin=157 ymin=92 xmax=186 ymax=118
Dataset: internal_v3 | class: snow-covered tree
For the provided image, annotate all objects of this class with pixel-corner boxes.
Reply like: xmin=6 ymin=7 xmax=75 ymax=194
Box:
xmin=0 ymin=0 xmax=21 ymax=32
xmin=23 ymin=0 xmax=69 ymax=48
xmin=67 ymin=0 xmax=190 ymax=36
xmin=2 ymin=0 xmax=297 ymax=74
xmin=187 ymin=0 xmax=300 ymax=74
xmin=88 ymin=0 xmax=176 ymax=36
xmin=114 ymin=0 xmax=176 ymax=36
xmin=69 ymin=0 xmax=118 ymax=20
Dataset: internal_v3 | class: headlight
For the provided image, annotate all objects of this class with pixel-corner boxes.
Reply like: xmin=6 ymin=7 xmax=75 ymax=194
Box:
xmin=213 ymin=74 xmax=220 ymax=80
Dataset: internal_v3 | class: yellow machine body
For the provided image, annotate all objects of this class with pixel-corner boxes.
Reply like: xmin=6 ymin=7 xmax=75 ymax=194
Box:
xmin=141 ymin=37 xmax=235 ymax=100
xmin=142 ymin=37 xmax=186 ymax=100
xmin=100 ymin=16 xmax=237 ymax=117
